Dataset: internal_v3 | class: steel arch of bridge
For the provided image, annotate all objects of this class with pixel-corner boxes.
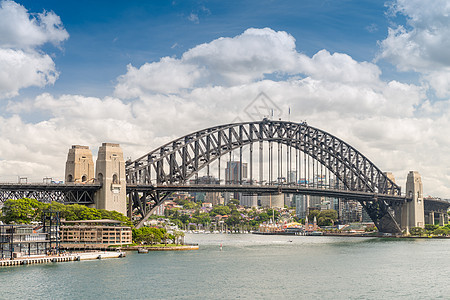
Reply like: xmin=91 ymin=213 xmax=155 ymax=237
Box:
xmin=126 ymin=120 xmax=404 ymax=232
xmin=127 ymin=120 xmax=400 ymax=195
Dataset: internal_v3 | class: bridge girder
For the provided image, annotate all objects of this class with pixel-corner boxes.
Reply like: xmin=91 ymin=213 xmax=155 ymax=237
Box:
xmin=126 ymin=120 xmax=405 ymax=231
xmin=0 ymin=184 xmax=100 ymax=204
xmin=127 ymin=120 xmax=401 ymax=195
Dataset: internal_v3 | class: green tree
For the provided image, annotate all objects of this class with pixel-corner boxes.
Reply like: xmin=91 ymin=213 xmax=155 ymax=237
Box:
xmin=1 ymin=198 xmax=38 ymax=224
xmin=434 ymin=227 xmax=449 ymax=236
xmin=229 ymin=199 xmax=239 ymax=205
xmin=410 ymin=227 xmax=424 ymax=236
xmin=317 ymin=210 xmax=338 ymax=226
xmin=210 ymin=205 xmax=231 ymax=216
xmin=162 ymin=231 xmax=170 ymax=246
xmin=425 ymin=224 xmax=439 ymax=232
xmin=257 ymin=212 xmax=270 ymax=222
xmin=307 ymin=209 xmax=320 ymax=221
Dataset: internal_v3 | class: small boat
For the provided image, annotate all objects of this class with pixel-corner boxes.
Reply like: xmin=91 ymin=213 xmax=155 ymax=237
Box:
xmin=310 ymin=231 xmax=323 ymax=236
xmin=138 ymin=248 xmax=148 ymax=253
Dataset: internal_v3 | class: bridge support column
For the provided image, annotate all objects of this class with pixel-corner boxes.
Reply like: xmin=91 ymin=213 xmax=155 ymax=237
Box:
xmin=428 ymin=211 xmax=435 ymax=225
xmin=65 ymin=145 xmax=94 ymax=183
xmin=439 ymin=213 xmax=445 ymax=226
xmin=94 ymin=143 xmax=127 ymax=216
xmin=401 ymin=171 xmax=425 ymax=233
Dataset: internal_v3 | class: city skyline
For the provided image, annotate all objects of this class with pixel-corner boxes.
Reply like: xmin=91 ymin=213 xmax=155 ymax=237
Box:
xmin=1 ymin=0 xmax=450 ymax=197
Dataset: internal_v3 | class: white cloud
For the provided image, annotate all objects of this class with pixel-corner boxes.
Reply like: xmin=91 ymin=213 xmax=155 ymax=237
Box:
xmin=379 ymin=0 xmax=450 ymax=97
xmin=115 ymin=28 xmax=301 ymax=97
xmin=0 ymin=0 xmax=68 ymax=99
xmin=0 ymin=0 xmax=68 ymax=49
xmin=0 ymin=49 xmax=58 ymax=98
xmin=115 ymin=58 xmax=201 ymax=97
xmin=2 ymin=25 xmax=450 ymax=198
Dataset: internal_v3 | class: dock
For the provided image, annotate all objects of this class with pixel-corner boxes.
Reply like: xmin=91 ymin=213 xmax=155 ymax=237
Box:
xmin=0 ymin=251 xmax=125 ymax=267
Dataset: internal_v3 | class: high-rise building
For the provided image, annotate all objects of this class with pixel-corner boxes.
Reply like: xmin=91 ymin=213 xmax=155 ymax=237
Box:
xmin=339 ymin=200 xmax=362 ymax=223
xmin=241 ymin=194 xmax=258 ymax=207
xmin=189 ymin=176 xmax=222 ymax=204
xmin=295 ymin=195 xmax=309 ymax=219
xmin=225 ymin=161 xmax=248 ymax=184
xmin=259 ymin=194 xmax=284 ymax=208
xmin=288 ymin=171 xmax=297 ymax=184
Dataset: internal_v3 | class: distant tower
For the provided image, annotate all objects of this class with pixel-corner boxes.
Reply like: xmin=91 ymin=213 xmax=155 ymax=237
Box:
xmin=401 ymin=171 xmax=425 ymax=232
xmin=94 ymin=143 xmax=127 ymax=215
xmin=65 ymin=145 xmax=94 ymax=183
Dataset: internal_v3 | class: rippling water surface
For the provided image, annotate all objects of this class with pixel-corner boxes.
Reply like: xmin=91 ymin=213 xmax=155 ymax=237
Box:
xmin=1 ymin=234 xmax=449 ymax=299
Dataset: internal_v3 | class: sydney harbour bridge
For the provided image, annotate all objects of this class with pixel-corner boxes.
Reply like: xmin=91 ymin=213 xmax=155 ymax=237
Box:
xmin=1 ymin=119 xmax=449 ymax=233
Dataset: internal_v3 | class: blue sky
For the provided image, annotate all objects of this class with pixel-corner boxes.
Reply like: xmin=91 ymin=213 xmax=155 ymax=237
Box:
xmin=14 ymin=0 xmax=393 ymax=98
xmin=1 ymin=0 xmax=450 ymax=197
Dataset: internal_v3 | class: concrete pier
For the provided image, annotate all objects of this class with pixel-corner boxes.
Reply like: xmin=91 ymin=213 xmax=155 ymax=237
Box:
xmin=0 ymin=251 xmax=125 ymax=267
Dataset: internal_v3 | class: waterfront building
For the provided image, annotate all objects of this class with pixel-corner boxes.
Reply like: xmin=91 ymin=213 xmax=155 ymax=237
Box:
xmin=339 ymin=200 xmax=363 ymax=223
xmin=0 ymin=225 xmax=50 ymax=259
xmin=258 ymin=223 xmax=282 ymax=233
xmin=60 ymin=219 xmax=132 ymax=245
xmin=304 ymin=216 xmax=319 ymax=232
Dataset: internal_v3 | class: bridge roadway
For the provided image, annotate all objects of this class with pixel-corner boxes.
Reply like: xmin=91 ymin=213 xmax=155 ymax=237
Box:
xmin=126 ymin=184 xmax=409 ymax=203
xmin=1 ymin=182 xmax=449 ymax=216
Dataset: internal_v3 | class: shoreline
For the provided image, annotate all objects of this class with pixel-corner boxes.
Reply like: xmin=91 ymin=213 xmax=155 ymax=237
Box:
xmin=252 ymin=231 xmax=450 ymax=238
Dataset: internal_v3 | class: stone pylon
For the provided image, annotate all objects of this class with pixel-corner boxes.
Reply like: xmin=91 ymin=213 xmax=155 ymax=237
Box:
xmin=401 ymin=171 xmax=425 ymax=233
xmin=65 ymin=145 xmax=95 ymax=183
xmin=94 ymin=143 xmax=127 ymax=215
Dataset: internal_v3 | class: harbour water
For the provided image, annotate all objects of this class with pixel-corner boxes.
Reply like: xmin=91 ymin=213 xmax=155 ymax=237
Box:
xmin=1 ymin=234 xmax=449 ymax=299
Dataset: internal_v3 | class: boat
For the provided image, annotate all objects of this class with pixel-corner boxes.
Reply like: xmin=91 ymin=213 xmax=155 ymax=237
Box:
xmin=310 ymin=231 xmax=323 ymax=236
xmin=138 ymin=248 xmax=148 ymax=253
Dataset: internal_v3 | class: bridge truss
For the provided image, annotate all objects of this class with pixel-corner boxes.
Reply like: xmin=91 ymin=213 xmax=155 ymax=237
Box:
xmin=0 ymin=183 xmax=100 ymax=204
xmin=126 ymin=120 xmax=405 ymax=232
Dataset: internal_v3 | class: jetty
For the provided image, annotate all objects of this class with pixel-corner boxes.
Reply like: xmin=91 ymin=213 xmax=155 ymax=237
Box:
xmin=0 ymin=251 xmax=125 ymax=267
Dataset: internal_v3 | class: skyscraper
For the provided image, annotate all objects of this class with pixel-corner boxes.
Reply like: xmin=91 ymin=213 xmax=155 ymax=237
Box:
xmin=225 ymin=161 xmax=248 ymax=184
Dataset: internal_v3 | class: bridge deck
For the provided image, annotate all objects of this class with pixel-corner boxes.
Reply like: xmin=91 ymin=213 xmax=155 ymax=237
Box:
xmin=126 ymin=184 xmax=408 ymax=203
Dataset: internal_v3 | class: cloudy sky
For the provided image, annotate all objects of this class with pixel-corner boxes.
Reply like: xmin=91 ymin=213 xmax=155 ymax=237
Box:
xmin=1 ymin=0 xmax=449 ymax=197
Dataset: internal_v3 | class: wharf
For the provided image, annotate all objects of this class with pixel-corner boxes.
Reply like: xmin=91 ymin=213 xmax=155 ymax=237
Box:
xmin=0 ymin=251 xmax=125 ymax=267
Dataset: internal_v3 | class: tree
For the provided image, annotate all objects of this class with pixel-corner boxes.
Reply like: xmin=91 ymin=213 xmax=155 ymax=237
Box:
xmin=317 ymin=210 xmax=338 ymax=226
xmin=162 ymin=231 xmax=170 ymax=246
xmin=229 ymin=199 xmax=239 ymax=205
xmin=425 ymin=224 xmax=439 ymax=232
xmin=307 ymin=209 xmax=320 ymax=221
xmin=1 ymin=198 xmax=38 ymax=224
xmin=434 ymin=227 xmax=449 ymax=236
xmin=210 ymin=205 xmax=231 ymax=216
xmin=409 ymin=227 xmax=424 ymax=236
xmin=173 ymin=230 xmax=185 ymax=245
